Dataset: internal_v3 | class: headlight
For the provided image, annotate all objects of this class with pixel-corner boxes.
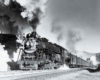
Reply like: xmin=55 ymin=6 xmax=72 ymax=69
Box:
xmin=25 ymin=41 xmax=31 ymax=49
xmin=24 ymin=38 xmax=37 ymax=53
xmin=26 ymin=42 xmax=30 ymax=46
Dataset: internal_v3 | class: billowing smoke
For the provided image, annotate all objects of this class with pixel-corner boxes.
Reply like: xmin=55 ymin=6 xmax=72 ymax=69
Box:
xmin=90 ymin=53 xmax=100 ymax=66
xmin=51 ymin=19 xmax=83 ymax=52
xmin=0 ymin=15 xmax=18 ymax=34
xmin=2 ymin=0 xmax=48 ymax=30
xmin=90 ymin=56 xmax=99 ymax=66
xmin=4 ymin=0 xmax=10 ymax=5
xmin=51 ymin=19 xmax=63 ymax=41
xmin=67 ymin=28 xmax=83 ymax=52
xmin=0 ymin=0 xmax=27 ymax=35
xmin=15 ymin=0 xmax=48 ymax=30
xmin=0 ymin=43 xmax=19 ymax=71
xmin=0 ymin=44 xmax=11 ymax=71
xmin=0 ymin=14 xmax=19 ymax=60
xmin=0 ymin=0 xmax=48 ymax=71
xmin=0 ymin=0 xmax=48 ymax=33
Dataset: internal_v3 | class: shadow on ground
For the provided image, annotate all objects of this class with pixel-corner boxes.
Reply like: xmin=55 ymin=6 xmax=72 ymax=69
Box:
xmin=87 ymin=64 xmax=100 ymax=73
xmin=7 ymin=60 xmax=20 ymax=70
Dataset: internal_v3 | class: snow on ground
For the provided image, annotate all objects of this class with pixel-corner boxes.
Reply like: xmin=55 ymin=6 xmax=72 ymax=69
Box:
xmin=46 ymin=70 xmax=100 ymax=80
xmin=0 ymin=69 xmax=100 ymax=80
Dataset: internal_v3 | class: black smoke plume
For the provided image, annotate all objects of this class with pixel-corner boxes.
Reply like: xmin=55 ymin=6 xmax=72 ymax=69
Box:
xmin=0 ymin=15 xmax=20 ymax=59
xmin=0 ymin=15 xmax=18 ymax=34
xmin=0 ymin=0 xmax=47 ymax=30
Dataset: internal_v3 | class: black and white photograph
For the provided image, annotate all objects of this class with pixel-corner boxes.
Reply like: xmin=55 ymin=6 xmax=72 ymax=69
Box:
xmin=0 ymin=0 xmax=100 ymax=80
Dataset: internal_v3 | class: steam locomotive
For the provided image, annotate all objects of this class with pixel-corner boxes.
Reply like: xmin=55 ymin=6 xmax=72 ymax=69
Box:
xmin=17 ymin=31 xmax=97 ymax=70
xmin=17 ymin=31 xmax=70 ymax=70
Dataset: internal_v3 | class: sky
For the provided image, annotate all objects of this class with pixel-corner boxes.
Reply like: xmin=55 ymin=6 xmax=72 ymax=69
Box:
xmin=37 ymin=0 xmax=100 ymax=53
xmin=0 ymin=0 xmax=100 ymax=53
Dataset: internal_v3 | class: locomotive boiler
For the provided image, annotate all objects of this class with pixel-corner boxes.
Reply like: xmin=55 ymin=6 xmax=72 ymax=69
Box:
xmin=17 ymin=31 xmax=70 ymax=70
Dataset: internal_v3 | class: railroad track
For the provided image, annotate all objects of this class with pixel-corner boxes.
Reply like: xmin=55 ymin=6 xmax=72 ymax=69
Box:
xmin=0 ymin=68 xmax=83 ymax=80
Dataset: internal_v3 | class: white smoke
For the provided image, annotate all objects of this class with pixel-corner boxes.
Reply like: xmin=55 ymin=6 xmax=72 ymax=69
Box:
xmin=90 ymin=56 xmax=99 ymax=66
xmin=1 ymin=0 xmax=48 ymax=31
xmin=4 ymin=0 xmax=10 ymax=5
xmin=13 ymin=0 xmax=48 ymax=21
xmin=0 ymin=44 xmax=11 ymax=71
xmin=67 ymin=28 xmax=83 ymax=52
xmin=51 ymin=19 xmax=84 ymax=52
xmin=0 ymin=44 xmax=20 ymax=71
xmin=13 ymin=49 xmax=20 ymax=62
xmin=58 ymin=64 xmax=70 ymax=70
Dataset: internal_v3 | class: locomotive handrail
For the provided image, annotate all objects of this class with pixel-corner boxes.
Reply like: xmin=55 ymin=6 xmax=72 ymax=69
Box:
xmin=17 ymin=48 xmax=24 ymax=61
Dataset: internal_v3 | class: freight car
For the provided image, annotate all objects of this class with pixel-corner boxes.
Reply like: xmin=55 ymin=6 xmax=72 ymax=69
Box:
xmin=68 ymin=53 xmax=97 ymax=69
xmin=17 ymin=31 xmax=70 ymax=70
